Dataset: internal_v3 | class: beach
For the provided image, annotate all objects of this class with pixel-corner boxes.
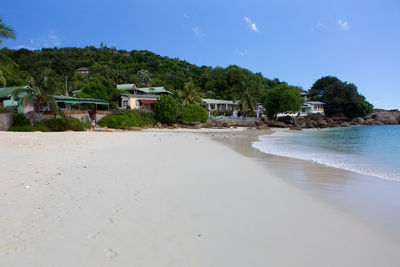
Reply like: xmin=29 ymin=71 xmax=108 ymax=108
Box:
xmin=0 ymin=129 xmax=399 ymax=266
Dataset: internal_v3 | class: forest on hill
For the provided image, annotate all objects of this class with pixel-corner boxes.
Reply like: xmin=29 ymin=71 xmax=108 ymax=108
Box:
xmin=0 ymin=46 xmax=297 ymax=103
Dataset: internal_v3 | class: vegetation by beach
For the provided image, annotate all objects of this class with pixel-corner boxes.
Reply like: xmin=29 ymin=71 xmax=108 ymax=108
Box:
xmin=97 ymin=110 xmax=156 ymax=129
xmin=8 ymin=114 xmax=91 ymax=131
xmin=154 ymin=95 xmax=178 ymax=124
xmin=263 ymin=84 xmax=303 ymax=118
xmin=181 ymin=104 xmax=209 ymax=124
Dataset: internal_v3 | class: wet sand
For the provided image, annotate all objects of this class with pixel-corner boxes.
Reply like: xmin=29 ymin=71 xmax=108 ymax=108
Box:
xmin=0 ymin=130 xmax=399 ymax=266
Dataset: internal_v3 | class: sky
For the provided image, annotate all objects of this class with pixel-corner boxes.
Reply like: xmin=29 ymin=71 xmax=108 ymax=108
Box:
xmin=2 ymin=0 xmax=400 ymax=109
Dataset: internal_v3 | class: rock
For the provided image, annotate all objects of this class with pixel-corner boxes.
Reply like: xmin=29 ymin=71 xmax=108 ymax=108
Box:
xmin=268 ymin=120 xmax=286 ymax=128
xmin=289 ymin=125 xmax=302 ymax=131
xmin=222 ymin=121 xmax=233 ymax=128
xmin=255 ymin=121 xmax=263 ymax=126
xmin=172 ymin=123 xmax=180 ymax=128
xmin=256 ymin=125 xmax=270 ymax=130
xmin=125 ymin=126 xmax=142 ymax=131
xmin=340 ymin=122 xmax=350 ymax=127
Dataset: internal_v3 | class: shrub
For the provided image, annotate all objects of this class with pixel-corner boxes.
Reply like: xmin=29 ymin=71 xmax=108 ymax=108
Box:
xmin=181 ymin=104 xmax=209 ymax=124
xmin=14 ymin=113 xmax=29 ymax=126
xmin=223 ymin=110 xmax=233 ymax=116
xmin=154 ymin=95 xmax=178 ymax=124
xmin=98 ymin=110 xmax=156 ymax=128
xmin=0 ymin=106 xmax=3 ymax=113
xmin=8 ymin=117 xmax=90 ymax=132
xmin=247 ymin=110 xmax=257 ymax=117
xmin=211 ymin=110 xmax=219 ymax=116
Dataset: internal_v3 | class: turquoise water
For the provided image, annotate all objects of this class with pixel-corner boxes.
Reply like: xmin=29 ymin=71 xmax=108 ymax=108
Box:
xmin=253 ymin=125 xmax=400 ymax=181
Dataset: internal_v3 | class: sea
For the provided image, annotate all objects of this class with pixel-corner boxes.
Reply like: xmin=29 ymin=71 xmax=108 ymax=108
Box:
xmin=252 ymin=125 xmax=400 ymax=240
xmin=253 ymin=125 xmax=400 ymax=181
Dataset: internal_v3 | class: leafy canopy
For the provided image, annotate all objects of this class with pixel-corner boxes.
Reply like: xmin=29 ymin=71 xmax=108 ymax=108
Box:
xmin=309 ymin=76 xmax=373 ymax=118
xmin=154 ymin=95 xmax=178 ymax=124
xmin=180 ymin=104 xmax=209 ymax=124
xmin=263 ymin=84 xmax=303 ymax=118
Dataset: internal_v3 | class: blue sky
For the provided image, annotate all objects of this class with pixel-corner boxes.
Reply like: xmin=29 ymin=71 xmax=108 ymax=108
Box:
xmin=2 ymin=0 xmax=400 ymax=109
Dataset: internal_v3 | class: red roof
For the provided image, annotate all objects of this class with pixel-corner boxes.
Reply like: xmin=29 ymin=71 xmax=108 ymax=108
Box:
xmin=140 ymin=99 xmax=157 ymax=104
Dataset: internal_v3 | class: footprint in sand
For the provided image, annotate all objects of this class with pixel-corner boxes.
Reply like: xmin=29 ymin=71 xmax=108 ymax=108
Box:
xmin=105 ymin=248 xmax=118 ymax=259
xmin=88 ymin=231 xmax=100 ymax=239
xmin=104 ymin=217 xmax=114 ymax=224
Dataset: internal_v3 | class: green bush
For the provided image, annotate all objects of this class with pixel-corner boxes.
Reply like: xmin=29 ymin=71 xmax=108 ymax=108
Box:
xmin=0 ymin=106 xmax=4 ymax=113
xmin=14 ymin=113 xmax=29 ymax=126
xmin=211 ymin=110 xmax=219 ymax=116
xmin=223 ymin=110 xmax=233 ymax=116
xmin=8 ymin=117 xmax=91 ymax=132
xmin=154 ymin=95 xmax=178 ymax=124
xmin=181 ymin=104 xmax=209 ymax=124
xmin=247 ymin=110 xmax=257 ymax=117
xmin=98 ymin=110 xmax=156 ymax=128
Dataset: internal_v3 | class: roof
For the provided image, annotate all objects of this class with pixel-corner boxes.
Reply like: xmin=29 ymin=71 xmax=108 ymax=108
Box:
xmin=307 ymin=101 xmax=325 ymax=105
xmin=0 ymin=86 xmax=29 ymax=98
xmin=120 ymin=94 xmax=160 ymax=99
xmin=117 ymin=84 xmax=172 ymax=94
xmin=53 ymin=96 xmax=110 ymax=105
xmin=203 ymin=98 xmax=235 ymax=105
xmin=76 ymin=67 xmax=88 ymax=71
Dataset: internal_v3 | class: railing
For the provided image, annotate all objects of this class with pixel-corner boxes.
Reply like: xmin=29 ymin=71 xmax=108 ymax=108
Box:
xmin=209 ymin=116 xmax=259 ymax=121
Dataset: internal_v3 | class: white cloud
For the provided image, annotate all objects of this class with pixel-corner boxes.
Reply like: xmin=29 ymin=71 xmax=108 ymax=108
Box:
xmin=183 ymin=14 xmax=189 ymax=19
xmin=236 ymin=49 xmax=248 ymax=56
xmin=192 ymin=26 xmax=205 ymax=40
xmin=14 ymin=31 xmax=62 ymax=50
xmin=337 ymin=19 xmax=350 ymax=30
xmin=244 ymin=17 xmax=259 ymax=32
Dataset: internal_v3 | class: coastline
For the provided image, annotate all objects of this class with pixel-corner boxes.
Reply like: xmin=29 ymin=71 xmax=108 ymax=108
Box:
xmin=1 ymin=130 xmax=399 ymax=266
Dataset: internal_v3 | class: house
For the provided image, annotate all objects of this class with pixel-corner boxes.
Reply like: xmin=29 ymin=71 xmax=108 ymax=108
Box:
xmin=119 ymin=94 xmax=160 ymax=110
xmin=0 ymin=86 xmax=34 ymax=114
xmin=76 ymin=67 xmax=89 ymax=75
xmin=117 ymin=84 xmax=172 ymax=95
xmin=203 ymin=99 xmax=237 ymax=115
xmin=301 ymin=101 xmax=325 ymax=115
xmin=300 ymin=92 xmax=325 ymax=115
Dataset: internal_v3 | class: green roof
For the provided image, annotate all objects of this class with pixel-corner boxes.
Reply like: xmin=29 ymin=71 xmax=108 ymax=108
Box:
xmin=203 ymin=98 xmax=236 ymax=105
xmin=54 ymin=96 xmax=110 ymax=105
xmin=117 ymin=84 xmax=172 ymax=94
xmin=0 ymin=86 xmax=29 ymax=98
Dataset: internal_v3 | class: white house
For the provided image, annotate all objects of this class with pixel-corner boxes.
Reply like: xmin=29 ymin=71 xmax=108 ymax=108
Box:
xmin=301 ymin=101 xmax=325 ymax=115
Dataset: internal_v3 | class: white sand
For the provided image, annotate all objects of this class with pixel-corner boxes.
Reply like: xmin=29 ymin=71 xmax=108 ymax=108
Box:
xmin=0 ymin=130 xmax=399 ymax=266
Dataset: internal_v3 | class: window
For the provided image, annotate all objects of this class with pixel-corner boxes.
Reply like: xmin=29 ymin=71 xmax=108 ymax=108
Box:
xmin=122 ymin=100 xmax=128 ymax=106
xmin=136 ymin=100 xmax=141 ymax=106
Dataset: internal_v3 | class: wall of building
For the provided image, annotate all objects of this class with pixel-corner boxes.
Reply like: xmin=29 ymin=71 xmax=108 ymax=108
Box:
xmin=0 ymin=113 xmax=14 ymax=131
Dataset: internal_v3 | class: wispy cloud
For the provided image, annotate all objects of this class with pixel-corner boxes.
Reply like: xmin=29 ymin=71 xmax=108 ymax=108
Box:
xmin=192 ymin=26 xmax=205 ymax=40
xmin=14 ymin=30 xmax=62 ymax=50
xmin=337 ymin=19 xmax=350 ymax=30
xmin=236 ymin=49 xmax=248 ymax=56
xmin=244 ymin=17 xmax=259 ymax=32
xmin=183 ymin=14 xmax=189 ymax=19
xmin=311 ymin=21 xmax=327 ymax=31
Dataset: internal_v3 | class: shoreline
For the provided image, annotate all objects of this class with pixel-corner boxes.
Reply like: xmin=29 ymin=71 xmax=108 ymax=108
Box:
xmin=1 ymin=130 xmax=399 ymax=266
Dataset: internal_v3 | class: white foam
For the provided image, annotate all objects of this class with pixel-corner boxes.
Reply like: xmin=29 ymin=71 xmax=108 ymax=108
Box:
xmin=252 ymin=132 xmax=400 ymax=182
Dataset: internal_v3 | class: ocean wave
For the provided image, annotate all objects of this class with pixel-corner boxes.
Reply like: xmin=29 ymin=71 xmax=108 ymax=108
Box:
xmin=252 ymin=132 xmax=400 ymax=182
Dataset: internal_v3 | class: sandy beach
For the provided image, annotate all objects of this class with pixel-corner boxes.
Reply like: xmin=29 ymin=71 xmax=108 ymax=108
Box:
xmin=1 ymin=129 xmax=399 ymax=266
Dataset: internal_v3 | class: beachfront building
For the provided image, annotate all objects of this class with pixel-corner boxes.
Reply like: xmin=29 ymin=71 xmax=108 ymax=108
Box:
xmin=301 ymin=101 xmax=325 ymax=115
xmin=203 ymin=98 xmax=237 ymax=115
xmin=117 ymin=84 xmax=172 ymax=95
xmin=0 ymin=86 xmax=34 ymax=114
xmin=119 ymin=94 xmax=160 ymax=110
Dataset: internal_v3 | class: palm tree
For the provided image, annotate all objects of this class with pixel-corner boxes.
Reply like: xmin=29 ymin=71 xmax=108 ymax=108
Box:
xmin=237 ymin=89 xmax=257 ymax=117
xmin=11 ymin=80 xmax=64 ymax=125
xmin=0 ymin=18 xmax=16 ymax=86
xmin=177 ymin=79 xmax=204 ymax=106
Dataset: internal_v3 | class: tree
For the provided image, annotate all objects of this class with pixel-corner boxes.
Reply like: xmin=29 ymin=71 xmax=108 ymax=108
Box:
xmin=154 ymin=95 xmax=178 ymax=124
xmin=137 ymin=69 xmax=152 ymax=87
xmin=237 ymin=90 xmax=257 ymax=117
xmin=0 ymin=18 xmax=16 ymax=86
xmin=11 ymin=81 xmax=64 ymax=125
xmin=310 ymin=76 xmax=373 ymax=118
xmin=180 ymin=104 xmax=209 ymax=124
xmin=263 ymin=84 xmax=303 ymax=118
xmin=77 ymin=75 xmax=118 ymax=100
xmin=177 ymin=79 xmax=204 ymax=105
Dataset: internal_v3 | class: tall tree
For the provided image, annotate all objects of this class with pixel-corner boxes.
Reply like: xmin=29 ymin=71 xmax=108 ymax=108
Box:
xmin=0 ymin=18 xmax=16 ymax=86
xmin=137 ymin=69 xmax=152 ymax=87
xmin=237 ymin=89 xmax=257 ymax=117
xmin=177 ymin=79 xmax=204 ymax=105
xmin=263 ymin=84 xmax=303 ymax=118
